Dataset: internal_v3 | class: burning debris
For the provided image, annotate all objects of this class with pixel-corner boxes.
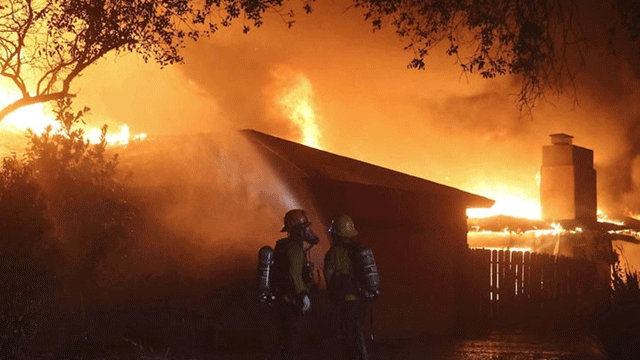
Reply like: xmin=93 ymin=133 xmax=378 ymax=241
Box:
xmin=468 ymin=134 xmax=640 ymax=273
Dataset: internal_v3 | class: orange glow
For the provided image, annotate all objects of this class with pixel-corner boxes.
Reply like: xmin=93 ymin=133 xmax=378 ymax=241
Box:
xmin=86 ymin=124 xmax=147 ymax=146
xmin=598 ymin=209 xmax=626 ymax=226
xmin=481 ymin=247 xmax=533 ymax=252
xmin=0 ymin=88 xmax=146 ymax=148
xmin=272 ymin=67 xmax=322 ymax=149
xmin=466 ymin=183 xmax=541 ymax=220
xmin=0 ymin=90 xmax=60 ymax=135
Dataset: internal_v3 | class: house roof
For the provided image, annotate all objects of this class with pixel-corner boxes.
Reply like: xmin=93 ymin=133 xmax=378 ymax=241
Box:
xmin=242 ymin=129 xmax=494 ymax=208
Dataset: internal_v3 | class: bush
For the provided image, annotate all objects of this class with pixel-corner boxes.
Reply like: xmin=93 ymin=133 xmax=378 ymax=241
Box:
xmin=592 ymin=252 xmax=640 ymax=360
xmin=0 ymin=98 xmax=137 ymax=356
xmin=0 ymin=156 xmax=56 ymax=358
xmin=23 ymin=98 xmax=136 ymax=287
xmin=0 ymin=253 xmax=56 ymax=359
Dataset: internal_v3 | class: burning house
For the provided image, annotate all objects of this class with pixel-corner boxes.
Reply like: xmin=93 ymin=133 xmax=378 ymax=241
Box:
xmin=62 ymin=130 xmax=639 ymax=344
xmin=469 ymin=134 xmax=640 ymax=256
xmin=243 ymin=129 xmax=494 ymax=337
xmin=102 ymin=129 xmax=494 ymax=343
xmin=467 ymin=134 xmax=640 ymax=313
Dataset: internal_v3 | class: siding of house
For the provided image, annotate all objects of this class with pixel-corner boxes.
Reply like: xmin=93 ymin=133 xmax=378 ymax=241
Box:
xmin=308 ymin=177 xmax=470 ymax=337
xmin=243 ymin=129 xmax=492 ymax=337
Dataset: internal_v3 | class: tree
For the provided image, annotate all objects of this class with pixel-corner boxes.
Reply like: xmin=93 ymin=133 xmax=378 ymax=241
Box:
xmin=354 ymin=0 xmax=640 ymax=110
xmin=0 ymin=0 xmax=308 ymax=121
xmin=0 ymin=0 xmax=638 ymax=118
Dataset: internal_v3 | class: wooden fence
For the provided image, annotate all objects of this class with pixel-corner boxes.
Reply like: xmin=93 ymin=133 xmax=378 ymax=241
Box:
xmin=463 ymin=249 xmax=598 ymax=328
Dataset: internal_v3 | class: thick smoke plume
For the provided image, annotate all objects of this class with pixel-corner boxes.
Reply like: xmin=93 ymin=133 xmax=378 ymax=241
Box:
xmin=111 ymin=131 xmax=297 ymax=279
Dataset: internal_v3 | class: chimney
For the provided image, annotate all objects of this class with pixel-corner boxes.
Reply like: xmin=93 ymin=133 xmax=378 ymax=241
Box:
xmin=540 ymin=133 xmax=597 ymax=224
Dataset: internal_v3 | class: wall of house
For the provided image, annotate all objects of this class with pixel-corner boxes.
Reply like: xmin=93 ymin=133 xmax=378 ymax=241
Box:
xmin=307 ymin=178 xmax=470 ymax=338
xmin=244 ymin=136 xmax=477 ymax=338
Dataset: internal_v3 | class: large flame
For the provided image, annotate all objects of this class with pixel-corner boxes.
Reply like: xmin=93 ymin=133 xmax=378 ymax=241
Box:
xmin=466 ymin=181 xmax=542 ymax=220
xmin=0 ymin=88 xmax=146 ymax=150
xmin=0 ymin=92 xmax=60 ymax=134
xmin=272 ymin=67 xmax=322 ymax=149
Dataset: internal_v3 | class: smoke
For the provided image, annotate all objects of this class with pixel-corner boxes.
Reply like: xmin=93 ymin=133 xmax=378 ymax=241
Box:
xmin=63 ymin=0 xmax=640 ymax=222
xmin=72 ymin=54 xmax=227 ymax=137
xmin=110 ymin=130 xmax=296 ymax=273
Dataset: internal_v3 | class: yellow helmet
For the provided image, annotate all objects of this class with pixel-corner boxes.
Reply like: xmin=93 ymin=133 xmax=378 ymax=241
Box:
xmin=328 ymin=215 xmax=358 ymax=237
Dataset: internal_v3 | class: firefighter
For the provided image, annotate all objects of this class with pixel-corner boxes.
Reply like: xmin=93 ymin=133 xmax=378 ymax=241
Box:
xmin=324 ymin=215 xmax=379 ymax=360
xmin=269 ymin=209 xmax=319 ymax=360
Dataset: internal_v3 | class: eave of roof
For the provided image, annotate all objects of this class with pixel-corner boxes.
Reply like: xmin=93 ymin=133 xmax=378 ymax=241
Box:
xmin=242 ymin=129 xmax=494 ymax=208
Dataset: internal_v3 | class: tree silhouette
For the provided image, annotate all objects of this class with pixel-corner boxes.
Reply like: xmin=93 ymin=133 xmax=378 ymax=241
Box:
xmin=0 ymin=0 xmax=638 ymax=118
xmin=0 ymin=0 xmax=307 ymax=121
xmin=354 ymin=0 xmax=640 ymax=110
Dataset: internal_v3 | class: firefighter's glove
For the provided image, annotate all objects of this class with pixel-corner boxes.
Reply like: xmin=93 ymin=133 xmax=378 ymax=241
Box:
xmin=296 ymin=291 xmax=311 ymax=314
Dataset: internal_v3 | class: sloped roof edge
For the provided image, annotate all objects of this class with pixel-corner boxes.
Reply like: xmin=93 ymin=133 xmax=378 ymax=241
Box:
xmin=242 ymin=129 xmax=494 ymax=208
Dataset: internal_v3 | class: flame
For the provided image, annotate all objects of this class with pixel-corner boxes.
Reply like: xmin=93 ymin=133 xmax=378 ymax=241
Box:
xmin=597 ymin=209 xmax=626 ymax=226
xmin=0 ymin=88 xmax=146 ymax=148
xmin=0 ymin=91 xmax=60 ymax=135
xmin=481 ymin=247 xmax=533 ymax=252
xmin=273 ymin=67 xmax=322 ymax=149
xmin=466 ymin=182 xmax=541 ymax=220
xmin=85 ymin=124 xmax=146 ymax=146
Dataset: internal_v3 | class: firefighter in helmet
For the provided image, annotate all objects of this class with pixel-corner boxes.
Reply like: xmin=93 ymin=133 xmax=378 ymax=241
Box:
xmin=324 ymin=215 xmax=379 ymax=360
xmin=269 ymin=209 xmax=319 ymax=360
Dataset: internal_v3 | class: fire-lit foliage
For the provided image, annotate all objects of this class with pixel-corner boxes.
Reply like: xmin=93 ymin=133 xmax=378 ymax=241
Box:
xmin=23 ymin=98 xmax=137 ymax=286
xmin=1 ymin=0 xmax=639 ymax=123
xmin=0 ymin=98 xmax=137 ymax=357
xmin=353 ymin=0 xmax=587 ymax=110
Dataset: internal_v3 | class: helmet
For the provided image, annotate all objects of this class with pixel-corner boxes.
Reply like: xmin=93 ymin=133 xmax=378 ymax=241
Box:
xmin=281 ymin=209 xmax=311 ymax=232
xmin=328 ymin=215 xmax=358 ymax=237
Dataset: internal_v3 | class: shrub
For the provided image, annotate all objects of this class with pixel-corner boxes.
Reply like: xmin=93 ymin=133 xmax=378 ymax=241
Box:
xmin=592 ymin=250 xmax=640 ymax=360
xmin=0 ymin=98 xmax=137 ymax=356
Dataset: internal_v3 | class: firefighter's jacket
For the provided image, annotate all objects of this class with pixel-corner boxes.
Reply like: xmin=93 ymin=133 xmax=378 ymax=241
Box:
xmin=324 ymin=238 xmax=360 ymax=302
xmin=273 ymin=237 xmax=313 ymax=302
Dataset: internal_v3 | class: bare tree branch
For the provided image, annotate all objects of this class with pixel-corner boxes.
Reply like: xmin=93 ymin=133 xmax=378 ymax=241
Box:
xmin=0 ymin=92 xmax=75 ymax=120
xmin=0 ymin=0 xmax=301 ymax=122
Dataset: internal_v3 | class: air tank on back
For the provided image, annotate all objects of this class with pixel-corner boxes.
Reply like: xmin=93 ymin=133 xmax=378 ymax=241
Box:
xmin=354 ymin=246 xmax=380 ymax=298
xmin=257 ymin=245 xmax=276 ymax=303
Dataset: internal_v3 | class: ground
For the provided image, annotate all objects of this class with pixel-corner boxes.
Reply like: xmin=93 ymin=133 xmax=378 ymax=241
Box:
xmin=162 ymin=331 xmax=606 ymax=360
